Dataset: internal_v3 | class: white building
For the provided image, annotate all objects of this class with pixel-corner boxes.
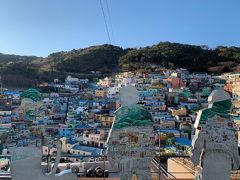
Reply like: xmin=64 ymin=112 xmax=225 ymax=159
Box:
xmin=65 ymin=76 xmax=79 ymax=93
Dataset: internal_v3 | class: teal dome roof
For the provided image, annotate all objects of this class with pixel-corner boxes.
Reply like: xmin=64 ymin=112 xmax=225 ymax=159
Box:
xmin=113 ymin=105 xmax=153 ymax=129
xmin=199 ymin=99 xmax=232 ymax=124
xmin=20 ymin=88 xmax=42 ymax=102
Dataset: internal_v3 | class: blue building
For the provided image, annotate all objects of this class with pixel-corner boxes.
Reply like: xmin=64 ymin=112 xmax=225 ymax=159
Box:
xmin=70 ymin=145 xmax=103 ymax=156
xmin=59 ymin=128 xmax=74 ymax=138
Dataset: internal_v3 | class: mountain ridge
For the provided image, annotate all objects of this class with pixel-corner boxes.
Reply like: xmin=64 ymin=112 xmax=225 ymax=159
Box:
xmin=0 ymin=52 xmax=39 ymax=63
xmin=0 ymin=42 xmax=240 ymax=88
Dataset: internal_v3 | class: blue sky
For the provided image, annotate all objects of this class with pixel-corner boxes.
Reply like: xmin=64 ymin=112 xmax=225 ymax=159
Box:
xmin=0 ymin=0 xmax=240 ymax=57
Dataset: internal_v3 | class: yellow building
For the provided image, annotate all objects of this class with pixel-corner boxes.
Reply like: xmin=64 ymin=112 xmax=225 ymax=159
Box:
xmin=95 ymin=90 xmax=107 ymax=98
xmin=101 ymin=115 xmax=114 ymax=127
xmin=95 ymin=114 xmax=114 ymax=127
xmin=150 ymin=83 xmax=164 ymax=89
xmin=170 ymin=107 xmax=187 ymax=116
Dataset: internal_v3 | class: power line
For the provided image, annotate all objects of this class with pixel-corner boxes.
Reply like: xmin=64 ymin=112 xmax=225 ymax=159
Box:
xmin=100 ymin=0 xmax=111 ymax=44
xmin=105 ymin=0 xmax=115 ymax=44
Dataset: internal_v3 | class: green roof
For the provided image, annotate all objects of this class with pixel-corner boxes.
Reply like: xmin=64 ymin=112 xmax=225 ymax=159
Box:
xmin=20 ymin=88 xmax=42 ymax=102
xmin=113 ymin=105 xmax=153 ymax=129
xmin=199 ymin=99 xmax=231 ymax=124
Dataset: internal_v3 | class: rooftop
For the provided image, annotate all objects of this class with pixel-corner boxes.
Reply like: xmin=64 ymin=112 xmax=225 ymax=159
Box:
xmin=71 ymin=145 xmax=103 ymax=155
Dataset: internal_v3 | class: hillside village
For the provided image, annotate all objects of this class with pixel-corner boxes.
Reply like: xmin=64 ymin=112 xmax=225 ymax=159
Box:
xmin=0 ymin=69 xmax=240 ymax=179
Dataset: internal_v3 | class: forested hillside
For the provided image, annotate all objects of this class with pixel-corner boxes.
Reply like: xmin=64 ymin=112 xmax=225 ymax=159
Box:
xmin=0 ymin=52 xmax=38 ymax=63
xmin=1 ymin=42 xmax=240 ymax=88
xmin=119 ymin=42 xmax=240 ymax=72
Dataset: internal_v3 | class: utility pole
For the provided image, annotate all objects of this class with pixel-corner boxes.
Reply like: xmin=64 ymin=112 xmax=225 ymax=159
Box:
xmin=65 ymin=96 xmax=70 ymax=124
xmin=158 ymin=130 xmax=161 ymax=180
xmin=103 ymin=155 xmax=106 ymax=180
